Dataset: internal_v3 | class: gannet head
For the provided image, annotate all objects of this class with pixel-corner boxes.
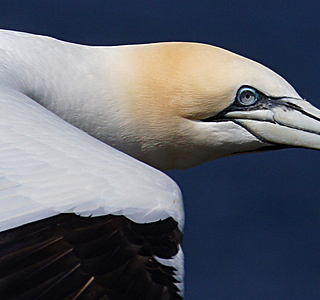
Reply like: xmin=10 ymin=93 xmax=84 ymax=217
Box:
xmin=102 ymin=42 xmax=320 ymax=170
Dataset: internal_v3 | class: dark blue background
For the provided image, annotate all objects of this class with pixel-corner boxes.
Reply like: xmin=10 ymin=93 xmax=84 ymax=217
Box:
xmin=1 ymin=1 xmax=320 ymax=299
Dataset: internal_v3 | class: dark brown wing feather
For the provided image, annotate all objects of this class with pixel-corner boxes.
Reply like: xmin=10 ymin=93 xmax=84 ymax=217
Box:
xmin=0 ymin=214 xmax=183 ymax=300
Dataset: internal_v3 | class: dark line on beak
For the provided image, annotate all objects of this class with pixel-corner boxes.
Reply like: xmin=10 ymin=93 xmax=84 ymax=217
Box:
xmin=283 ymin=101 xmax=320 ymax=123
xmin=232 ymin=120 xmax=275 ymax=144
xmin=231 ymin=145 xmax=288 ymax=155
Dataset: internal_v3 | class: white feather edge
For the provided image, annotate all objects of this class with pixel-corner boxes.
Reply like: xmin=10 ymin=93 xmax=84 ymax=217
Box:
xmin=0 ymin=87 xmax=184 ymax=232
xmin=155 ymin=245 xmax=185 ymax=296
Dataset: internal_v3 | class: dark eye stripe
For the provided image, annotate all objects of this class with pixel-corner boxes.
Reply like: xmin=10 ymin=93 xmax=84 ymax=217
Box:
xmin=201 ymin=86 xmax=287 ymax=123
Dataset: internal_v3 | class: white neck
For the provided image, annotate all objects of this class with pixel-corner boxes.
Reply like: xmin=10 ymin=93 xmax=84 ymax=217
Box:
xmin=0 ymin=30 xmax=140 ymax=156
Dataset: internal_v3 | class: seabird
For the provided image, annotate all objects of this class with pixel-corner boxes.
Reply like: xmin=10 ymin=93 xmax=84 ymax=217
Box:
xmin=0 ymin=29 xmax=319 ymax=299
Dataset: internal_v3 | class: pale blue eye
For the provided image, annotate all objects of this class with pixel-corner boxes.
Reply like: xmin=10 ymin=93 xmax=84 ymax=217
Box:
xmin=237 ymin=87 xmax=259 ymax=106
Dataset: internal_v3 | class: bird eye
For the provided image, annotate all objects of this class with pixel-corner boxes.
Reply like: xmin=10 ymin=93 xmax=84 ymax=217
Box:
xmin=236 ymin=87 xmax=259 ymax=106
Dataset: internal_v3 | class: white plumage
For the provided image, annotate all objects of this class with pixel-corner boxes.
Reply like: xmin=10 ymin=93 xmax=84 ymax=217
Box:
xmin=1 ymin=29 xmax=320 ymax=299
xmin=0 ymin=87 xmax=184 ymax=231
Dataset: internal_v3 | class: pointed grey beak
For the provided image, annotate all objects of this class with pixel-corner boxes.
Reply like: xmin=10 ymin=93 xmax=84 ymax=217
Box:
xmin=224 ymin=98 xmax=320 ymax=150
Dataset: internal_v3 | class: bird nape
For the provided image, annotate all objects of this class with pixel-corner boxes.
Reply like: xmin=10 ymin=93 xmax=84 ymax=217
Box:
xmin=0 ymin=29 xmax=319 ymax=299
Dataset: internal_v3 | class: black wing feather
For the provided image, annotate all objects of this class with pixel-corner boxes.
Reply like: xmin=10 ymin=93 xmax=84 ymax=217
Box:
xmin=0 ymin=214 xmax=183 ymax=300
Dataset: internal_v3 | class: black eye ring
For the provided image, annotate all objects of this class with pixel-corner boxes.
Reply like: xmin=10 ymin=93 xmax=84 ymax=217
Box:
xmin=236 ymin=87 xmax=260 ymax=106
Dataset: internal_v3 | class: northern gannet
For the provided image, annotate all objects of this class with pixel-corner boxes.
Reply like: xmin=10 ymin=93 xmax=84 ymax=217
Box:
xmin=0 ymin=29 xmax=319 ymax=299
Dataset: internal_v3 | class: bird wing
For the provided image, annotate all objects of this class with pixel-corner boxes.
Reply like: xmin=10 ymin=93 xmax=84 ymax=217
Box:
xmin=0 ymin=86 xmax=184 ymax=299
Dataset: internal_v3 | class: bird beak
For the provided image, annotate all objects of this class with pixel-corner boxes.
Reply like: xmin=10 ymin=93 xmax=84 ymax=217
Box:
xmin=224 ymin=98 xmax=320 ymax=150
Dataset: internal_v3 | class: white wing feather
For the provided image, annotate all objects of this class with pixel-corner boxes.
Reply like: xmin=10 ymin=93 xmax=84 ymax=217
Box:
xmin=0 ymin=86 xmax=184 ymax=232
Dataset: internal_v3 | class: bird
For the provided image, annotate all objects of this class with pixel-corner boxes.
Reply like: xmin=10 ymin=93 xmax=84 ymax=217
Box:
xmin=0 ymin=29 xmax=319 ymax=300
